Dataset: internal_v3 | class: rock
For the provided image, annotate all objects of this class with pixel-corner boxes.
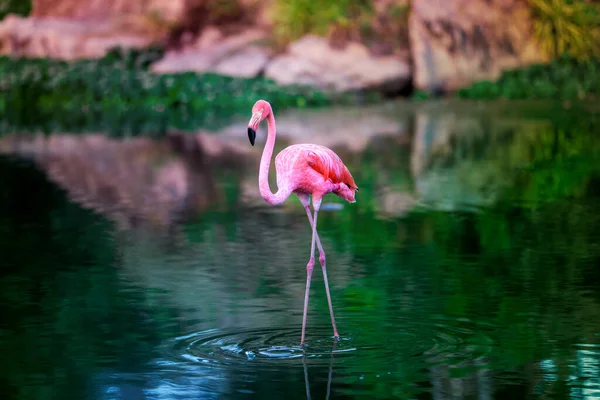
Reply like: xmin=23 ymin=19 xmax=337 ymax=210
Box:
xmin=194 ymin=26 xmax=223 ymax=49
xmin=150 ymin=28 xmax=271 ymax=78
xmin=1 ymin=0 xmax=267 ymax=60
xmin=31 ymin=0 xmax=187 ymax=23
xmin=409 ymin=0 xmax=547 ymax=92
xmin=264 ymin=35 xmax=411 ymax=92
xmin=214 ymin=46 xmax=270 ymax=78
xmin=238 ymin=0 xmax=273 ymax=30
xmin=0 ymin=15 xmax=154 ymax=60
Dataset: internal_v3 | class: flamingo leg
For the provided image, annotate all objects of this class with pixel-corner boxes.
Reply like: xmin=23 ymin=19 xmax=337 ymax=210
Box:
xmin=301 ymin=203 xmax=339 ymax=340
xmin=301 ymin=204 xmax=318 ymax=345
xmin=298 ymin=194 xmax=339 ymax=344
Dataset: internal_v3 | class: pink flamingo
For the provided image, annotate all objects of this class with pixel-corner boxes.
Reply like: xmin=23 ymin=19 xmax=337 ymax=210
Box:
xmin=247 ymin=99 xmax=358 ymax=345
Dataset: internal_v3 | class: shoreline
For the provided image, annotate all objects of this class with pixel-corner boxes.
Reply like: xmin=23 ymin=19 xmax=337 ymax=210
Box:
xmin=1 ymin=49 xmax=599 ymax=135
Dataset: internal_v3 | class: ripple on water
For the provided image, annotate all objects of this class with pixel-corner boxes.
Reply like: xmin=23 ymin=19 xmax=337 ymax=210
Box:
xmin=422 ymin=316 xmax=495 ymax=366
xmin=166 ymin=326 xmax=354 ymax=370
xmin=163 ymin=318 xmax=494 ymax=372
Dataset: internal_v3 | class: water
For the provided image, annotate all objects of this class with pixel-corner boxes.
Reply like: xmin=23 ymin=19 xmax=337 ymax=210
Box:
xmin=1 ymin=100 xmax=600 ymax=399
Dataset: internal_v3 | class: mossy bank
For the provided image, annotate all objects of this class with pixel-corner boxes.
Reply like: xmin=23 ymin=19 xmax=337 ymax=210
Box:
xmin=0 ymin=47 xmax=362 ymax=136
xmin=410 ymin=55 xmax=600 ymax=102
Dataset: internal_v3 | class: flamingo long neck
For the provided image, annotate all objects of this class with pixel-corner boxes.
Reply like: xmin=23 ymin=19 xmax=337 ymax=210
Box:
xmin=259 ymin=112 xmax=290 ymax=205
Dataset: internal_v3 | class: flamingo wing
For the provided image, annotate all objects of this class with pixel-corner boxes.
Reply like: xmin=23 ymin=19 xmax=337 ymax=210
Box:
xmin=304 ymin=146 xmax=357 ymax=190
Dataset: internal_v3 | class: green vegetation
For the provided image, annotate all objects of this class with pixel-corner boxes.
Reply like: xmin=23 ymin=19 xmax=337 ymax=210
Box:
xmin=269 ymin=0 xmax=410 ymax=51
xmin=0 ymin=0 xmax=31 ymax=20
xmin=456 ymin=55 xmax=599 ymax=100
xmin=270 ymin=0 xmax=373 ymax=46
xmin=530 ymin=0 xmax=600 ymax=61
xmin=453 ymin=0 xmax=600 ymax=101
xmin=0 ymin=47 xmax=348 ymax=135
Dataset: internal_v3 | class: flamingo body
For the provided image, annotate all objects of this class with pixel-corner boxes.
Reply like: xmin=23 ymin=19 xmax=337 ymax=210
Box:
xmin=274 ymin=144 xmax=358 ymax=204
xmin=247 ymin=99 xmax=357 ymax=344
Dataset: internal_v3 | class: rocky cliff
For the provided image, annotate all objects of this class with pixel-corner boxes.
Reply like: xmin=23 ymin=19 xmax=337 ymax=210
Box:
xmin=0 ymin=0 xmax=549 ymax=93
xmin=409 ymin=0 xmax=547 ymax=92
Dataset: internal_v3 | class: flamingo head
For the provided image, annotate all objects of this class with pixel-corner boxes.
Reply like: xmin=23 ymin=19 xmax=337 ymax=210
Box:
xmin=247 ymin=100 xmax=272 ymax=146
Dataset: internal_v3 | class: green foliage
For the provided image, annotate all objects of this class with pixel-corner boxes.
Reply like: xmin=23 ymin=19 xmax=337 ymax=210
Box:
xmin=100 ymin=45 xmax=166 ymax=70
xmin=270 ymin=0 xmax=373 ymax=45
xmin=0 ymin=47 xmax=350 ymax=135
xmin=456 ymin=0 xmax=600 ymax=101
xmin=0 ymin=0 xmax=31 ymax=20
xmin=411 ymin=90 xmax=433 ymax=101
xmin=457 ymin=54 xmax=600 ymax=100
xmin=530 ymin=0 xmax=600 ymax=61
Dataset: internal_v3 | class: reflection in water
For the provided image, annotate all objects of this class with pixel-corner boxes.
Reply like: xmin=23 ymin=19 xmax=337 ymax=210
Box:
xmin=303 ymin=341 xmax=336 ymax=400
xmin=0 ymin=131 xmax=253 ymax=231
xmin=1 ymin=101 xmax=600 ymax=399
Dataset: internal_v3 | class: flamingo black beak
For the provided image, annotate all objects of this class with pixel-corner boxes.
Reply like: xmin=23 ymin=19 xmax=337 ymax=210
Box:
xmin=248 ymin=127 xmax=256 ymax=146
xmin=247 ymin=110 xmax=262 ymax=146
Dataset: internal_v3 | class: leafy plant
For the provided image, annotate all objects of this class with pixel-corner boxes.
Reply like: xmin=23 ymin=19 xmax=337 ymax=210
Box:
xmin=411 ymin=90 xmax=433 ymax=101
xmin=270 ymin=0 xmax=373 ymax=46
xmin=0 ymin=47 xmax=355 ymax=135
xmin=530 ymin=0 xmax=600 ymax=60
xmin=457 ymin=54 xmax=600 ymax=100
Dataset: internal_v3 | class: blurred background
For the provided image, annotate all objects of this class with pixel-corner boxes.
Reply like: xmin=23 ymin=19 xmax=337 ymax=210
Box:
xmin=0 ymin=1 xmax=600 ymax=399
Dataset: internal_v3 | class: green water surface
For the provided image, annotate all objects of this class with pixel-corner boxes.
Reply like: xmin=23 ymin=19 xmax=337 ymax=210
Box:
xmin=0 ymin=100 xmax=599 ymax=399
